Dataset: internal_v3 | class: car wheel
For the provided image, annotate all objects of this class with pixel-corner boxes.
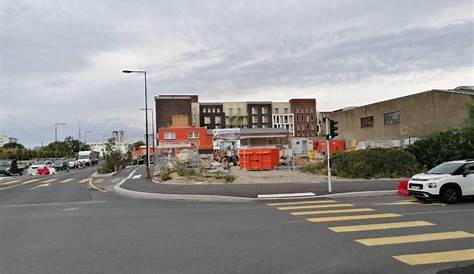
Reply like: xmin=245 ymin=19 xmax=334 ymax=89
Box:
xmin=440 ymin=186 xmax=460 ymax=204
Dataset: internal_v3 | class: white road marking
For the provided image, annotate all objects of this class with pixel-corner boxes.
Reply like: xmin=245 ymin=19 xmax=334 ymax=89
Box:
xmin=0 ymin=179 xmax=21 ymax=186
xmin=62 ymin=207 xmax=80 ymax=211
xmin=42 ymin=178 xmax=56 ymax=183
xmin=30 ymin=183 xmax=50 ymax=190
xmin=132 ymin=174 xmax=142 ymax=179
xmin=0 ymin=200 xmax=109 ymax=209
xmin=79 ymin=178 xmax=89 ymax=183
xmin=0 ymin=179 xmax=39 ymax=191
xmin=60 ymin=178 xmax=74 ymax=183
xmin=258 ymin=192 xmax=316 ymax=199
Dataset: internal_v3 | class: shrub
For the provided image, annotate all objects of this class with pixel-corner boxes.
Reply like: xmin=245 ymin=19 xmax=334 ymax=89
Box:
xmin=177 ymin=167 xmax=195 ymax=177
xmin=406 ymin=126 xmax=474 ymax=169
xmin=331 ymin=148 xmax=420 ymax=178
xmin=98 ymin=161 xmax=115 ymax=174
xmin=160 ymin=170 xmax=172 ymax=181
xmin=223 ymin=174 xmax=235 ymax=183
xmin=300 ymin=162 xmax=327 ymax=175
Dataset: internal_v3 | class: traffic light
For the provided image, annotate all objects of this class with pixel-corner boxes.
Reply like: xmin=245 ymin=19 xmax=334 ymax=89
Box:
xmin=326 ymin=119 xmax=338 ymax=140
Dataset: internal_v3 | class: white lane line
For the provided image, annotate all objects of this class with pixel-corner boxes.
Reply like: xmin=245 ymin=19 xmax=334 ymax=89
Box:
xmin=258 ymin=192 xmax=316 ymax=199
xmin=132 ymin=174 xmax=142 ymax=179
xmin=0 ymin=179 xmax=39 ymax=191
xmin=0 ymin=179 xmax=21 ymax=186
xmin=60 ymin=178 xmax=74 ymax=183
xmin=0 ymin=200 xmax=109 ymax=208
xmin=42 ymin=178 xmax=56 ymax=183
xmin=30 ymin=183 xmax=50 ymax=190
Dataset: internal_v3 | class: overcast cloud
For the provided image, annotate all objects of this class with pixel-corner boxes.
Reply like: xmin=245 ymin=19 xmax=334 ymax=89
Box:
xmin=1 ymin=0 xmax=473 ymax=147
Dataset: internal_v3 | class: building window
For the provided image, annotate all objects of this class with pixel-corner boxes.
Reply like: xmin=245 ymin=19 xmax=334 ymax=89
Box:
xmin=188 ymin=131 xmax=199 ymax=138
xmin=284 ymin=108 xmax=288 ymax=114
xmin=229 ymin=108 xmax=233 ymax=116
xmin=164 ymin=132 xmax=176 ymax=140
xmin=262 ymin=115 xmax=269 ymax=123
xmin=252 ymin=107 xmax=258 ymax=114
xmin=204 ymin=117 xmax=211 ymax=124
xmin=202 ymin=108 xmax=207 ymax=113
xmin=384 ymin=111 xmax=400 ymax=126
xmin=237 ymin=108 xmax=241 ymax=115
xmin=310 ymin=108 xmax=314 ymax=113
xmin=361 ymin=116 xmax=374 ymax=128
xmin=306 ymin=116 xmax=310 ymax=122
xmin=215 ymin=116 xmax=222 ymax=124
xmin=274 ymin=108 xmax=279 ymax=114
xmin=252 ymin=116 xmax=258 ymax=123
xmin=262 ymin=107 xmax=269 ymax=114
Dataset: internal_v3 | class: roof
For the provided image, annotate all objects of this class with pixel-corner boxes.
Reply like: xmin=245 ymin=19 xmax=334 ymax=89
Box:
xmin=206 ymin=127 xmax=289 ymax=135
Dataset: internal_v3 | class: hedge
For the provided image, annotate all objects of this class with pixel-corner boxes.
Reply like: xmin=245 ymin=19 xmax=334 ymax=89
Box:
xmin=406 ymin=126 xmax=474 ymax=169
xmin=331 ymin=148 xmax=420 ymax=178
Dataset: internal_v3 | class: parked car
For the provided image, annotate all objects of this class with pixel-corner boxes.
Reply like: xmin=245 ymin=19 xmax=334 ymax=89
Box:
xmin=0 ymin=159 xmax=24 ymax=176
xmin=27 ymin=161 xmax=53 ymax=176
xmin=408 ymin=159 xmax=474 ymax=203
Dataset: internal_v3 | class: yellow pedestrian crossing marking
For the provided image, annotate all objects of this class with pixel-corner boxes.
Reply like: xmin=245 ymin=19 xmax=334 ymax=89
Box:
xmin=267 ymin=200 xmax=336 ymax=206
xmin=30 ymin=183 xmax=50 ymax=190
xmin=277 ymin=203 xmax=354 ymax=210
xmin=375 ymin=200 xmax=446 ymax=206
xmin=329 ymin=221 xmax=435 ymax=233
xmin=393 ymin=249 xmax=474 ymax=265
xmin=0 ymin=179 xmax=21 ymax=186
xmin=291 ymin=208 xmax=375 ymax=216
xmin=79 ymin=178 xmax=89 ymax=183
xmin=94 ymin=179 xmax=104 ymax=183
xmin=356 ymin=231 xmax=474 ymax=246
xmin=60 ymin=178 xmax=74 ymax=183
xmin=307 ymin=213 xmax=401 ymax=223
xmin=42 ymin=178 xmax=56 ymax=183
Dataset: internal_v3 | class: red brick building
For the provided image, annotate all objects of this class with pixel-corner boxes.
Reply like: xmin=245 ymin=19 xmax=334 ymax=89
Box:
xmin=289 ymin=99 xmax=318 ymax=137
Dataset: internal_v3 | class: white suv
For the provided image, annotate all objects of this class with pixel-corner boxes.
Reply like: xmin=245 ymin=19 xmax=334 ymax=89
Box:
xmin=408 ymin=160 xmax=474 ymax=204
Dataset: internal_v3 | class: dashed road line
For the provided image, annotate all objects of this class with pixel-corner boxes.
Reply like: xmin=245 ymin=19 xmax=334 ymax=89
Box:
xmin=79 ymin=178 xmax=89 ymax=183
xmin=42 ymin=178 xmax=56 ymax=183
xmin=60 ymin=178 xmax=74 ymax=183
xmin=291 ymin=208 xmax=375 ymax=216
xmin=356 ymin=231 xmax=474 ymax=246
xmin=277 ymin=203 xmax=354 ymax=211
xmin=306 ymin=213 xmax=401 ymax=223
xmin=0 ymin=179 xmax=21 ymax=186
xmin=329 ymin=221 xmax=435 ymax=233
xmin=393 ymin=249 xmax=474 ymax=265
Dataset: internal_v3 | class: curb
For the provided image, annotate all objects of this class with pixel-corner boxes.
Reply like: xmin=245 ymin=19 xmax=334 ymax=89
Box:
xmin=92 ymin=171 xmax=117 ymax=178
xmin=113 ymin=168 xmax=254 ymax=203
xmin=315 ymin=190 xmax=398 ymax=198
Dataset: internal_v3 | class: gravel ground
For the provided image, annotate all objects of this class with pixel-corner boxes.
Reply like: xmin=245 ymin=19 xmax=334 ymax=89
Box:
xmin=230 ymin=167 xmax=327 ymax=184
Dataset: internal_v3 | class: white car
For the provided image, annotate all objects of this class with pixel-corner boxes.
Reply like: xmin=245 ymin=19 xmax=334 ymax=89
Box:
xmin=27 ymin=161 xmax=54 ymax=176
xmin=408 ymin=160 xmax=474 ymax=203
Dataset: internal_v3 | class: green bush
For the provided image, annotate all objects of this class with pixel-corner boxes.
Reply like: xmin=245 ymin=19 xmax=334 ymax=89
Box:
xmin=98 ymin=161 xmax=115 ymax=174
xmin=406 ymin=127 xmax=474 ymax=169
xmin=177 ymin=167 xmax=195 ymax=177
xmin=160 ymin=170 xmax=172 ymax=181
xmin=223 ymin=174 xmax=236 ymax=183
xmin=300 ymin=162 xmax=327 ymax=175
xmin=331 ymin=148 xmax=420 ymax=178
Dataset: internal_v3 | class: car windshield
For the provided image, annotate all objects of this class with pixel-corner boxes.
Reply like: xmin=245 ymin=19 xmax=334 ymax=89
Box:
xmin=54 ymin=161 xmax=64 ymax=165
xmin=426 ymin=162 xmax=464 ymax=174
xmin=0 ymin=160 xmax=11 ymax=166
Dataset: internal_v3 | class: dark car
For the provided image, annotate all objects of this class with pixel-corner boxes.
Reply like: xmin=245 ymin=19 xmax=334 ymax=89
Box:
xmin=53 ymin=160 xmax=69 ymax=171
xmin=0 ymin=159 xmax=23 ymax=176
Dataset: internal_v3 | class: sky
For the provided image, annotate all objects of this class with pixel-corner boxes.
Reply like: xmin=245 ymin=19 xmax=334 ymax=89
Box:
xmin=1 ymin=0 xmax=473 ymax=147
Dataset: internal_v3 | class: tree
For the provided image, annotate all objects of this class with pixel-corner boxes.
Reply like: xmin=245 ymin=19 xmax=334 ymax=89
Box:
xmin=131 ymin=140 xmax=145 ymax=149
xmin=469 ymin=99 xmax=474 ymax=127
xmin=2 ymin=142 xmax=25 ymax=149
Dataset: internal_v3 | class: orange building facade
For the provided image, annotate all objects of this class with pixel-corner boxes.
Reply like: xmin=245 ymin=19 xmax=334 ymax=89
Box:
xmin=157 ymin=127 xmax=213 ymax=153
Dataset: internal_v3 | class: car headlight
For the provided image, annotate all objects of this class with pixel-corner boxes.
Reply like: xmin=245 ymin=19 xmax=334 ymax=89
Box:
xmin=428 ymin=183 xmax=437 ymax=188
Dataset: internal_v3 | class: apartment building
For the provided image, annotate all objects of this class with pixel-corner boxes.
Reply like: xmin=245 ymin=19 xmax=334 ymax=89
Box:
xmin=199 ymin=103 xmax=226 ymax=129
xmin=247 ymin=102 xmax=272 ymax=128
xmin=272 ymin=102 xmax=294 ymax=136
xmin=155 ymin=95 xmax=198 ymax=128
xmin=290 ymin=99 xmax=318 ymax=137
xmin=223 ymin=102 xmax=248 ymax=128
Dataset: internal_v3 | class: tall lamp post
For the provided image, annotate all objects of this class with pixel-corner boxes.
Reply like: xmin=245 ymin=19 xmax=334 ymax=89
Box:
xmin=55 ymin=122 xmax=66 ymax=143
xmin=140 ymin=107 xmax=155 ymax=148
xmin=54 ymin=122 xmax=66 ymax=158
xmin=123 ymin=69 xmax=150 ymax=179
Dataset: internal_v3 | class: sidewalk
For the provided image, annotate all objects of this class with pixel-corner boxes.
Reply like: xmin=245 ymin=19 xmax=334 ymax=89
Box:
xmin=118 ymin=166 xmax=399 ymax=199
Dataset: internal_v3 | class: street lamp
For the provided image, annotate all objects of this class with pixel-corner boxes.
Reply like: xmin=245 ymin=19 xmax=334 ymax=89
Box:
xmin=55 ymin=122 xmax=66 ymax=143
xmin=123 ymin=69 xmax=150 ymax=179
xmin=140 ymin=107 xmax=155 ymax=148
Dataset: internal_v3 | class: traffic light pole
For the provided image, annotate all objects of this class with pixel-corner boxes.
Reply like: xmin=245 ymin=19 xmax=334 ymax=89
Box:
xmin=325 ymin=118 xmax=332 ymax=193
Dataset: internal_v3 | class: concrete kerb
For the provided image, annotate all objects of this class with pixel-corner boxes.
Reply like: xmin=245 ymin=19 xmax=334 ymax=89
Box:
xmin=113 ymin=168 xmax=399 ymax=202
xmin=92 ymin=171 xmax=117 ymax=178
xmin=113 ymin=167 xmax=254 ymax=203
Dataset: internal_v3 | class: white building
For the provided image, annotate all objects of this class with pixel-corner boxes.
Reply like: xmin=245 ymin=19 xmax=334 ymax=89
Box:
xmin=271 ymin=102 xmax=295 ymax=136
xmin=88 ymin=141 xmax=131 ymax=157
xmin=0 ymin=135 xmax=18 ymax=147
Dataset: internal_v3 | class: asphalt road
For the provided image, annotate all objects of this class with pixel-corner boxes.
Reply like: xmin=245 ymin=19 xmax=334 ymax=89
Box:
xmin=1 ymin=167 xmax=473 ymax=274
